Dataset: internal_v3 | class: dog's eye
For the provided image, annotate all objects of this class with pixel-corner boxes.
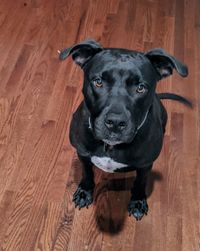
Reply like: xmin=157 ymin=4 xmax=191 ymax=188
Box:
xmin=136 ymin=83 xmax=146 ymax=94
xmin=92 ymin=78 xmax=103 ymax=88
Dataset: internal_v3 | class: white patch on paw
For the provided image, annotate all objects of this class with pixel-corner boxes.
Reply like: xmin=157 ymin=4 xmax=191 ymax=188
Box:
xmin=91 ymin=156 xmax=128 ymax=173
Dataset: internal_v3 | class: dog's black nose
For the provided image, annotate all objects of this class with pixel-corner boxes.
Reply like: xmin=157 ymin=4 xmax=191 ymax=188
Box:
xmin=105 ymin=114 xmax=127 ymax=131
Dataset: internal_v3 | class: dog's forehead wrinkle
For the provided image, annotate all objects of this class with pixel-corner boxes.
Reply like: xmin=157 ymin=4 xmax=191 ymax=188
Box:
xmin=84 ymin=49 xmax=157 ymax=86
xmin=88 ymin=64 xmax=142 ymax=82
xmin=87 ymin=49 xmax=146 ymax=68
xmin=102 ymin=67 xmax=140 ymax=78
xmin=85 ymin=52 xmax=150 ymax=79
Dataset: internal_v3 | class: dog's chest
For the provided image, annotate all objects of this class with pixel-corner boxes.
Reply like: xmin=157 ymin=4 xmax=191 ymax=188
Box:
xmin=91 ymin=155 xmax=128 ymax=173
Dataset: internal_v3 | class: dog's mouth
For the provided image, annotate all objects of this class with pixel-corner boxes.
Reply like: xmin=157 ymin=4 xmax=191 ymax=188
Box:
xmin=102 ymin=139 xmax=123 ymax=146
xmin=92 ymin=115 xmax=136 ymax=145
xmin=96 ymin=129 xmax=136 ymax=145
xmin=93 ymin=124 xmax=136 ymax=145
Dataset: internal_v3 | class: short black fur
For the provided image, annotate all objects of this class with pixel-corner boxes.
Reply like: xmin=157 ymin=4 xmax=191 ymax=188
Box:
xmin=59 ymin=39 xmax=191 ymax=220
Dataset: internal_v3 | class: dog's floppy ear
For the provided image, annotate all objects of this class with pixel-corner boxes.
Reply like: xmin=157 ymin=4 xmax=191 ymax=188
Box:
xmin=58 ymin=39 xmax=103 ymax=67
xmin=145 ymin=48 xmax=188 ymax=79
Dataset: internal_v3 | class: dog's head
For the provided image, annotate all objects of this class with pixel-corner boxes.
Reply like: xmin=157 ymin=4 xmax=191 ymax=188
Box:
xmin=60 ymin=39 xmax=188 ymax=145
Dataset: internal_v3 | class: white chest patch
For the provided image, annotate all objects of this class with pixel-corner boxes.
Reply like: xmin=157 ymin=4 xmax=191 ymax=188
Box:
xmin=91 ymin=156 xmax=128 ymax=173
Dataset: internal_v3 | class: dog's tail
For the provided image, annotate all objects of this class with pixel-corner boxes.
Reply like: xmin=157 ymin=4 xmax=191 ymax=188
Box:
xmin=157 ymin=93 xmax=193 ymax=108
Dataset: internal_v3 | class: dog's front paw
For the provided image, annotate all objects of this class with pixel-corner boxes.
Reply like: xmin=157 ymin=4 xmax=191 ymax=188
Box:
xmin=73 ymin=186 xmax=93 ymax=209
xmin=128 ymin=199 xmax=148 ymax=221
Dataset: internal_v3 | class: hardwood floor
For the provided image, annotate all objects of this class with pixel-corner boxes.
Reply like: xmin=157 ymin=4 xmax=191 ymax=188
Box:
xmin=0 ymin=0 xmax=199 ymax=250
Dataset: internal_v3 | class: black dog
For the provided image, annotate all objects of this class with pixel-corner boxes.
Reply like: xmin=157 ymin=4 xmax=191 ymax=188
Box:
xmin=59 ymin=39 xmax=191 ymax=220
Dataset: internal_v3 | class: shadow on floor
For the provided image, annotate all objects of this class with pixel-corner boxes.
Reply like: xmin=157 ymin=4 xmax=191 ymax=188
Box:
xmin=93 ymin=170 xmax=163 ymax=234
xmin=71 ymin=156 xmax=163 ymax=234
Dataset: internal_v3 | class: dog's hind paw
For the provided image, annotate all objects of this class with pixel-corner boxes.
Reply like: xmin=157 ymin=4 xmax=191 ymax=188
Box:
xmin=128 ymin=199 xmax=148 ymax=221
xmin=73 ymin=186 xmax=93 ymax=209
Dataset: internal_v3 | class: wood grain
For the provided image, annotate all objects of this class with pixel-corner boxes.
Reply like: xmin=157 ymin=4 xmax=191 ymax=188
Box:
xmin=0 ymin=0 xmax=199 ymax=251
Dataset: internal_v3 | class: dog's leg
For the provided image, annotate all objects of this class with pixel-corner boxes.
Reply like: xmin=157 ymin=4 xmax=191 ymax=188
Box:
xmin=73 ymin=155 xmax=94 ymax=209
xmin=128 ymin=166 xmax=152 ymax=220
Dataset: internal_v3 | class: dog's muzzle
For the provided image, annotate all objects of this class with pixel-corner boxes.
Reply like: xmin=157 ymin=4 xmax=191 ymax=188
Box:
xmin=104 ymin=112 xmax=128 ymax=132
xmin=89 ymin=108 xmax=150 ymax=146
